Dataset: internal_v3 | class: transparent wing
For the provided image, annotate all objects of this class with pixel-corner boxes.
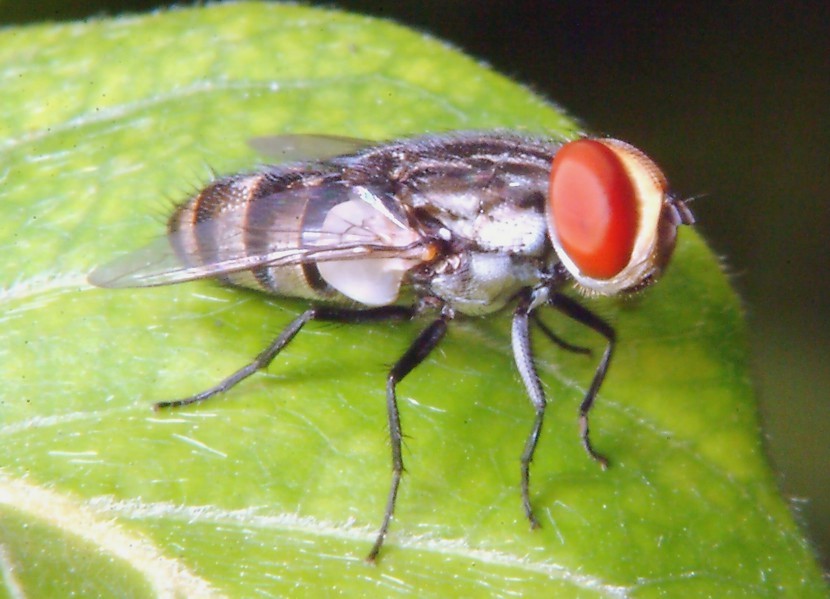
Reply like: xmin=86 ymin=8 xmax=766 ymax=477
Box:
xmin=88 ymin=232 xmax=429 ymax=289
xmin=91 ymin=136 xmax=428 ymax=294
xmin=88 ymin=233 xmax=322 ymax=288
xmin=248 ymin=134 xmax=374 ymax=162
xmin=89 ymin=187 xmax=431 ymax=290
xmin=88 ymin=235 xmax=200 ymax=288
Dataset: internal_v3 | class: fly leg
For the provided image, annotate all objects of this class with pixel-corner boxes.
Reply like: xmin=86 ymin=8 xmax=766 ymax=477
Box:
xmin=532 ymin=313 xmax=593 ymax=355
xmin=153 ymin=305 xmax=415 ymax=410
xmin=512 ymin=290 xmax=616 ymax=529
xmin=511 ymin=290 xmax=548 ymax=528
xmin=549 ymin=293 xmax=615 ymax=468
xmin=367 ymin=312 xmax=450 ymax=563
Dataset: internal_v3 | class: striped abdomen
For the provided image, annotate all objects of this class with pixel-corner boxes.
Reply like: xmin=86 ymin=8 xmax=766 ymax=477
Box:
xmin=166 ymin=165 xmax=429 ymax=306
xmin=168 ymin=168 xmax=347 ymax=302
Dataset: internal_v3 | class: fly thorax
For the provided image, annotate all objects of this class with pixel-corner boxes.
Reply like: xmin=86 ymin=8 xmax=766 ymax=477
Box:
xmin=472 ymin=201 xmax=548 ymax=256
xmin=429 ymin=252 xmax=543 ymax=316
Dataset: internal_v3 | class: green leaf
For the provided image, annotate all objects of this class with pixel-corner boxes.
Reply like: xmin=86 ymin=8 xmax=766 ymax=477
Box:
xmin=0 ymin=3 xmax=824 ymax=597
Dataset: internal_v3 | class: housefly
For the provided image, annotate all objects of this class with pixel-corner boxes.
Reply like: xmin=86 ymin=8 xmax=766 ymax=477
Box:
xmin=89 ymin=130 xmax=694 ymax=561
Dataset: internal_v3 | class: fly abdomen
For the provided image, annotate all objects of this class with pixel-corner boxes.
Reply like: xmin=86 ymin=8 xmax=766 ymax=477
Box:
xmin=169 ymin=168 xmax=345 ymax=301
xmin=243 ymin=170 xmax=343 ymax=300
xmin=167 ymin=166 xmax=431 ymax=306
xmin=169 ymin=174 xmax=259 ymax=289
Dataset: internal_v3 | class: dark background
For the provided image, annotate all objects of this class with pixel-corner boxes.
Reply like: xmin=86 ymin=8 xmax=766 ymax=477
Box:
xmin=4 ymin=0 xmax=827 ymax=569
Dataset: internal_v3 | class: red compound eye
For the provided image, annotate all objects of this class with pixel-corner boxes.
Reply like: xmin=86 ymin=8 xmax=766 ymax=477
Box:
xmin=548 ymin=139 xmax=640 ymax=280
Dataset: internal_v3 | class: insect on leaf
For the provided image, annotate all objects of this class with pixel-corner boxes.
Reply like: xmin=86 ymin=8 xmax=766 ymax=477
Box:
xmin=0 ymin=3 xmax=824 ymax=597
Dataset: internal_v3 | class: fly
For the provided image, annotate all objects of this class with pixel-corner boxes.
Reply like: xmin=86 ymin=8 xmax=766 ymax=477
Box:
xmin=88 ymin=130 xmax=694 ymax=561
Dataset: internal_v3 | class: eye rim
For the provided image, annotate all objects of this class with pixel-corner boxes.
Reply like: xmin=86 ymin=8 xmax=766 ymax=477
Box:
xmin=546 ymin=137 xmax=687 ymax=296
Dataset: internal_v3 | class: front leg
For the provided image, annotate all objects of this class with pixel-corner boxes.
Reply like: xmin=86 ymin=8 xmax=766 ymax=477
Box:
xmin=549 ymin=293 xmax=615 ymax=468
xmin=511 ymin=290 xmax=616 ymax=530
xmin=511 ymin=289 xmax=547 ymax=528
